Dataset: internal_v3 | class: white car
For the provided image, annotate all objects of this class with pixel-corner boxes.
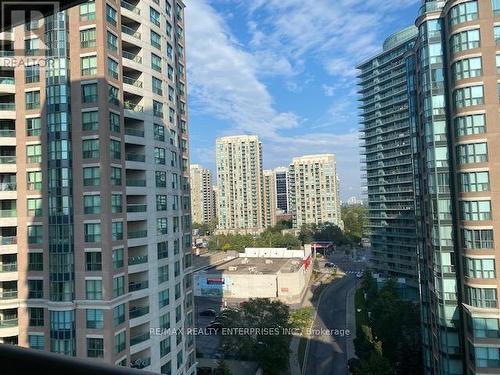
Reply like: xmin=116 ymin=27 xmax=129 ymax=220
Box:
xmin=355 ymin=272 xmax=363 ymax=279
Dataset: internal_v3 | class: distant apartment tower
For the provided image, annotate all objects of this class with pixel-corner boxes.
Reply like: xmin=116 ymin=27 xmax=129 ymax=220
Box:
xmin=190 ymin=164 xmax=214 ymax=224
xmin=288 ymin=154 xmax=341 ymax=228
xmin=274 ymin=167 xmax=289 ymax=213
xmin=263 ymin=170 xmax=277 ymax=228
xmin=0 ymin=1 xmax=195 ymax=373
xmin=357 ymin=26 xmax=419 ymax=292
xmin=215 ymin=135 xmax=264 ymax=232
xmin=409 ymin=1 xmax=500 ymax=374
xmin=212 ymin=185 xmax=218 ymax=223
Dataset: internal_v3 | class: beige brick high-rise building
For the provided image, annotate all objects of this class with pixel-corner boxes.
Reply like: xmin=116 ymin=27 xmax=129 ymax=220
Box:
xmin=189 ymin=164 xmax=214 ymax=225
xmin=263 ymin=170 xmax=277 ymax=228
xmin=215 ymin=135 xmax=264 ymax=233
xmin=0 ymin=1 xmax=195 ymax=373
xmin=288 ymin=154 xmax=341 ymax=228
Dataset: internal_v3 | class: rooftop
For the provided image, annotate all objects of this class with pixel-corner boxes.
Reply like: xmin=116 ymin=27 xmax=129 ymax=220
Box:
xmin=207 ymin=257 xmax=304 ymax=275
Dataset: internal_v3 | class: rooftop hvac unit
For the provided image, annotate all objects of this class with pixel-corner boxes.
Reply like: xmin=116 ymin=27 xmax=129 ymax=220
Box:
xmin=228 ymin=266 xmax=238 ymax=271
xmin=248 ymin=266 xmax=257 ymax=273
xmin=241 ymin=258 xmax=249 ymax=264
xmin=265 ymin=259 xmax=273 ymax=264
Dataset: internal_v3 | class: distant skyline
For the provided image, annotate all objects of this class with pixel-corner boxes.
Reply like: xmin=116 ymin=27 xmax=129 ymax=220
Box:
xmin=185 ymin=0 xmax=420 ymax=200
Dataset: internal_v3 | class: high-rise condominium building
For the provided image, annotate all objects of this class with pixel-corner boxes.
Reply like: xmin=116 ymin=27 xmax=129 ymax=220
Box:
xmin=274 ymin=167 xmax=289 ymax=214
xmin=357 ymin=26 xmax=419 ymax=294
xmin=190 ymin=164 xmax=214 ymax=225
xmin=263 ymin=170 xmax=277 ymax=228
xmin=215 ymin=135 xmax=264 ymax=233
xmin=0 ymin=1 xmax=195 ymax=373
xmin=408 ymin=1 xmax=500 ymax=373
xmin=288 ymin=154 xmax=341 ymax=228
xmin=212 ymin=185 xmax=218 ymax=223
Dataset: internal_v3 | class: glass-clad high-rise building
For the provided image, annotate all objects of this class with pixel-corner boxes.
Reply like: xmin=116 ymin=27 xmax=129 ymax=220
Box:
xmin=0 ymin=0 xmax=195 ymax=373
xmin=357 ymin=26 xmax=419 ymax=296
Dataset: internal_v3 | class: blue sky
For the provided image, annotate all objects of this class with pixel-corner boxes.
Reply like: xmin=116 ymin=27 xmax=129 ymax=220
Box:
xmin=185 ymin=0 xmax=420 ymax=200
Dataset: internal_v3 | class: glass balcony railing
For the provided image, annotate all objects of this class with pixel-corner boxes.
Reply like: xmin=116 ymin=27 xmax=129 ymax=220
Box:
xmin=0 ymin=156 xmax=16 ymax=164
xmin=121 ymin=25 xmax=141 ymax=40
xmin=121 ymin=0 xmax=141 ymax=15
xmin=129 ymin=305 xmax=149 ymax=319
xmin=125 ymin=153 xmax=145 ymax=162
xmin=122 ymin=51 xmax=142 ymax=64
xmin=123 ymin=76 xmax=143 ymax=88
xmin=130 ymin=332 xmax=150 ymax=346
xmin=0 ymin=263 xmax=16 ymax=272
xmin=0 ymin=77 xmax=14 ymax=85
xmin=0 ymin=236 xmax=16 ymax=245
xmin=0 ymin=209 xmax=16 ymax=217
xmin=124 ymin=101 xmax=144 ymax=112
xmin=0 ymin=290 xmax=17 ymax=299
xmin=127 ymin=230 xmax=147 ymax=239
xmin=124 ymin=128 xmax=144 ymax=137
xmin=126 ymin=179 xmax=146 ymax=187
xmin=128 ymin=280 xmax=148 ymax=292
xmin=0 ymin=182 xmax=16 ymax=191
xmin=0 ymin=129 xmax=15 ymax=137
xmin=0 ymin=318 xmax=18 ymax=328
xmin=128 ymin=255 xmax=148 ymax=266
xmin=127 ymin=204 xmax=147 ymax=213
xmin=0 ymin=103 xmax=15 ymax=111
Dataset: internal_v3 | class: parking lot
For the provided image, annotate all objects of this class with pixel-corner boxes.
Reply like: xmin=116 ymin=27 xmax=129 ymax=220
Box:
xmin=194 ymin=297 xmax=224 ymax=358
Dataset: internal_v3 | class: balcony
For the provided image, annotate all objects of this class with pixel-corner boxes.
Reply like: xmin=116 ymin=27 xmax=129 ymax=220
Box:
xmin=129 ymin=305 xmax=149 ymax=319
xmin=0 ymin=263 xmax=16 ymax=272
xmin=0 ymin=318 xmax=17 ymax=328
xmin=128 ymin=255 xmax=148 ymax=266
xmin=128 ymin=280 xmax=148 ymax=292
xmin=127 ymin=230 xmax=147 ymax=239
xmin=121 ymin=25 xmax=141 ymax=40
xmin=126 ymin=204 xmax=147 ymax=213
xmin=123 ymin=76 xmax=143 ymax=89
xmin=121 ymin=0 xmax=141 ymax=15
xmin=0 ymin=290 xmax=17 ymax=300
xmin=126 ymin=179 xmax=146 ymax=187
xmin=130 ymin=332 xmax=150 ymax=347
xmin=122 ymin=50 xmax=142 ymax=65
xmin=125 ymin=128 xmax=144 ymax=138
xmin=124 ymin=101 xmax=144 ymax=113
xmin=125 ymin=153 xmax=145 ymax=162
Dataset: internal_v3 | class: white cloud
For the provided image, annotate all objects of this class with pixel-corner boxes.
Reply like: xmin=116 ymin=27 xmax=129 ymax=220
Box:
xmin=322 ymin=84 xmax=335 ymax=97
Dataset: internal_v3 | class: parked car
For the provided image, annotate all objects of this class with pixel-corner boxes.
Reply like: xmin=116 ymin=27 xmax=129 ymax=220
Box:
xmin=356 ymin=272 xmax=363 ymax=279
xmin=199 ymin=309 xmax=217 ymax=317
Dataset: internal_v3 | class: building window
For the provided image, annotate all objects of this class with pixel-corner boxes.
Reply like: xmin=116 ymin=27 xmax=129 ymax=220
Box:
xmin=85 ymin=279 xmax=102 ymax=300
xmin=84 ymin=223 xmax=101 ymax=243
xmin=455 ymin=114 xmax=485 ymax=136
xmin=449 ymin=1 xmax=478 ymax=26
xmin=451 ymin=29 xmax=480 ymax=53
xmin=495 ymin=0 xmax=500 ymax=15
xmin=175 ymin=305 xmax=181 ymax=322
xmin=25 ymin=91 xmax=40 ymax=110
xmin=462 ymin=229 xmax=494 ymax=249
xmin=111 ymin=166 xmax=122 ymax=186
xmin=85 ymin=251 xmax=102 ymax=271
xmin=25 ymin=65 xmax=40 ymax=84
xmin=151 ymin=30 xmax=162 ymax=49
xmin=157 ymin=241 xmax=168 ymax=259
xmin=459 ymin=171 xmax=490 ymax=192
xmin=27 ymin=198 xmax=42 ymax=217
xmin=81 ymin=56 xmax=97 ymax=76
xmin=460 ymin=200 xmax=492 ymax=221
xmin=28 ymin=279 xmax=43 ymax=299
xmin=151 ymin=53 xmax=162 ymax=72
xmin=87 ymin=337 xmax=104 ymax=358
xmin=29 ymin=335 xmax=44 ymax=350
xmin=159 ymin=289 xmax=169 ymax=308
xmin=27 ymin=225 xmax=43 ymax=244
xmin=166 ymin=43 xmax=173 ymax=59
xmin=109 ymin=112 xmax=120 ymax=132
xmin=150 ymin=7 xmax=161 ymax=27
xmin=471 ymin=317 xmax=500 ymax=339
xmin=86 ymin=309 xmax=104 ymax=329
xmin=153 ymin=100 xmax=163 ymax=118
xmin=465 ymin=258 xmax=496 ymax=279
xmin=25 ymin=38 xmax=40 ymax=56
xmin=156 ymin=171 xmax=167 ymax=188
xmin=26 ymin=144 xmax=42 ymax=163
xmin=457 ymin=142 xmax=488 ymax=164
xmin=452 ymin=56 xmax=481 ymax=81
xmin=160 ymin=362 xmax=171 ymax=375
xmin=454 ymin=85 xmax=484 ymax=108
xmin=112 ymin=221 xmax=123 ymax=241
xmin=79 ymin=1 xmax=96 ymax=21
xmin=107 ymin=31 xmax=118 ymax=52
xmin=80 ymin=28 xmax=96 ymax=48
xmin=466 ymin=286 xmax=497 ymax=308
xmin=111 ymin=194 xmax=122 ymax=213
xmin=160 ymin=337 xmax=171 ymax=358
xmin=82 ymin=139 xmax=100 ymax=159
xmin=29 ymin=307 xmax=44 ymax=326
xmin=154 ymin=123 xmax=165 ymax=141
xmin=26 ymin=117 xmax=41 ymax=136
xmin=28 ymin=252 xmax=43 ymax=271
xmin=156 ymin=195 xmax=167 ymax=211
xmin=108 ymin=85 xmax=119 ymax=106
xmin=82 ymin=111 xmax=99 ymax=131
xmin=83 ymin=166 xmax=100 ymax=186
xmin=114 ymin=331 xmax=126 ymax=354
xmin=113 ymin=304 xmax=125 ymax=326
xmin=152 ymin=77 xmax=163 ymax=95
xmin=113 ymin=276 xmax=125 ymax=298
xmin=110 ymin=139 xmax=121 ymax=160
xmin=157 ymin=218 xmax=168 ymax=235
xmin=107 ymin=57 xmax=119 ymax=79
xmin=106 ymin=4 xmax=117 ymax=26
xmin=175 ymin=282 xmax=181 ymax=299
xmin=158 ymin=265 xmax=169 ymax=284
xmin=155 ymin=147 xmax=166 ymax=164
xmin=82 ymin=83 xmax=97 ymax=103
xmin=112 ymin=248 xmax=124 ymax=269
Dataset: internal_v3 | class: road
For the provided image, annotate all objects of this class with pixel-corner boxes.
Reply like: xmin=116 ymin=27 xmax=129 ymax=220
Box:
xmin=304 ymin=250 xmax=367 ymax=375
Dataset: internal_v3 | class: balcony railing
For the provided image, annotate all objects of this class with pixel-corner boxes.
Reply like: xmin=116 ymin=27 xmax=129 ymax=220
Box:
xmin=129 ymin=305 xmax=149 ymax=319
xmin=127 ymin=230 xmax=147 ymax=239
xmin=130 ymin=332 xmax=150 ymax=346
xmin=0 ymin=77 xmax=14 ymax=85
xmin=126 ymin=179 xmax=146 ymax=187
xmin=121 ymin=0 xmax=141 ymax=14
xmin=128 ymin=255 xmax=148 ymax=266
xmin=124 ymin=128 xmax=144 ymax=137
xmin=123 ymin=76 xmax=143 ymax=88
xmin=0 ymin=209 xmax=16 ymax=218
xmin=0 ymin=182 xmax=16 ymax=191
xmin=0 ymin=130 xmax=15 ymax=137
xmin=0 ymin=103 xmax=15 ymax=111
xmin=122 ymin=51 xmax=142 ymax=64
xmin=0 ymin=156 xmax=16 ymax=164
xmin=124 ymin=101 xmax=144 ymax=112
xmin=0 ymin=290 xmax=17 ymax=299
xmin=0 ymin=263 xmax=17 ymax=272
xmin=128 ymin=280 xmax=148 ymax=292
xmin=0 ymin=318 xmax=17 ymax=327
xmin=121 ymin=25 xmax=141 ymax=40
xmin=127 ymin=204 xmax=147 ymax=213
xmin=125 ymin=153 xmax=145 ymax=162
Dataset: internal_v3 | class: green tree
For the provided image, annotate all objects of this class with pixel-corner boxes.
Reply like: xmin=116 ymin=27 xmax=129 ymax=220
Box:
xmin=352 ymin=352 xmax=395 ymax=375
xmin=341 ymin=204 xmax=367 ymax=243
xmin=216 ymin=359 xmax=232 ymax=375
